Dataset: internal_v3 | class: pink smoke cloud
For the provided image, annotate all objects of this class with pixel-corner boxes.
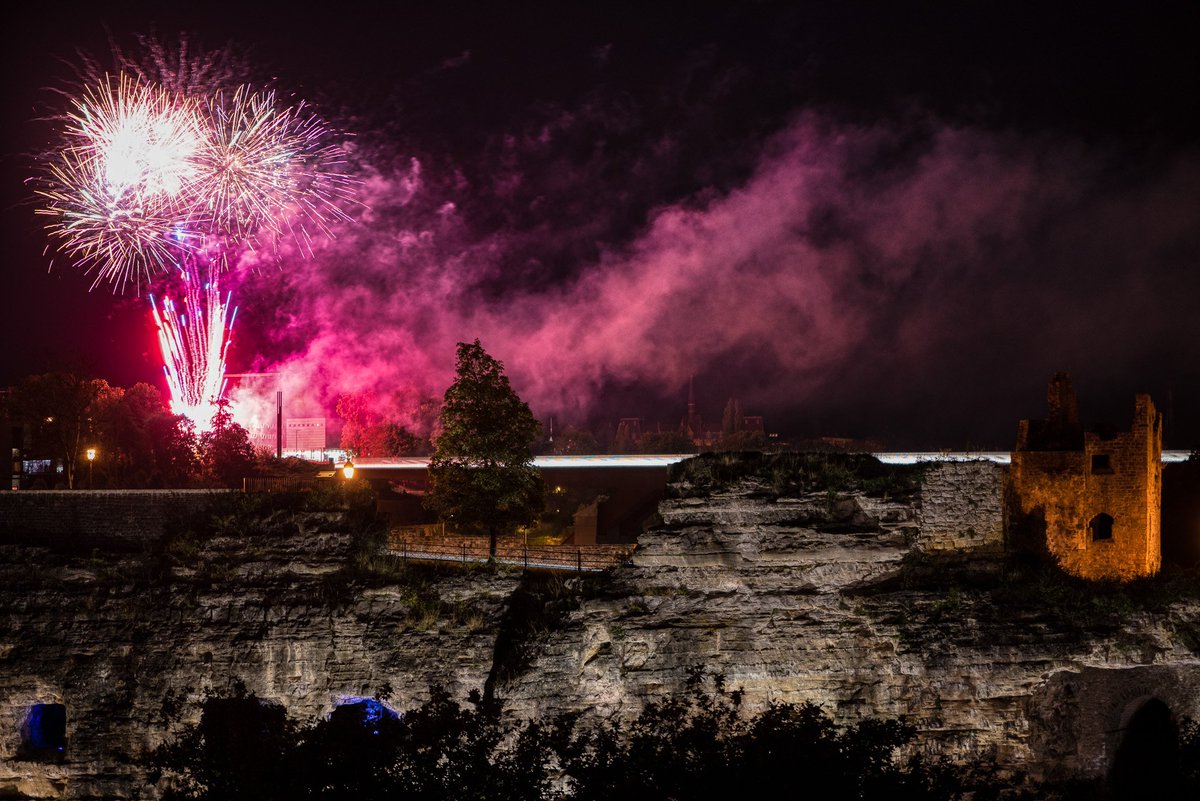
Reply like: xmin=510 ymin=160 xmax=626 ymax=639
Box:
xmin=229 ymin=112 xmax=1199 ymax=444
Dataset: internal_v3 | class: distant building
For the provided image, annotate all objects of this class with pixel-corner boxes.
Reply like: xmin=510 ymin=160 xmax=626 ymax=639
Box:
xmin=286 ymin=418 xmax=327 ymax=452
xmin=1007 ymin=373 xmax=1163 ymax=581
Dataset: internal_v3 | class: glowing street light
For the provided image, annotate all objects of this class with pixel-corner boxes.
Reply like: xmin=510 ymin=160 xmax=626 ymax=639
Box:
xmin=341 ymin=459 xmax=355 ymax=480
xmin=86 ymin=447 xmax=97 ymax=489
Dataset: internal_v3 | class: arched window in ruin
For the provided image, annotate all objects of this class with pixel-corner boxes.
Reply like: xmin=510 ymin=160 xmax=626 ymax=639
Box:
xmin=1090 ymin=513 xmax=1114 ymax=542
xmin=20 ymin=703 xmax=66 ymax=760
xmin=1109 ymin=698 xmax=1182 ymax=800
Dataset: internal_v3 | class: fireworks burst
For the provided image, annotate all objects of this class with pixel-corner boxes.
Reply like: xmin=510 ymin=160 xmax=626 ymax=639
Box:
xmin=34 ymin=45 xmax=356 ymax=428
xmin=198 ymin=85 xmax=353 ymax=252
xmin=35 ymin=74 xmax=207 ymax=290
xmin=36 ymin=72 xmax=353 ymax=288
xmin=149 ymin=262 xmax=237 ymax=426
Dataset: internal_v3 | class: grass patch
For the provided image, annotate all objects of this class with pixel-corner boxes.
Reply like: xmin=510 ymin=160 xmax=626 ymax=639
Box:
xmin=669 ymin=452 xmax=923 ymax=500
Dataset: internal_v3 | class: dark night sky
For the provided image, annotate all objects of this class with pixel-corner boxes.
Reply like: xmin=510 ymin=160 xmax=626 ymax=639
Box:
xmin=3 ymin=1 xmax=1199 ymax=448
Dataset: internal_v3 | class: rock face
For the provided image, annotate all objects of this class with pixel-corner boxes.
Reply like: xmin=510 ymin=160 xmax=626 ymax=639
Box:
xmin=494 ymin=460 xmax=1200 ymax=785
xmin=2 ymin=458 xmax=1198 ymax=798
xmin=0 ymin=508 xmax=518 ymax=799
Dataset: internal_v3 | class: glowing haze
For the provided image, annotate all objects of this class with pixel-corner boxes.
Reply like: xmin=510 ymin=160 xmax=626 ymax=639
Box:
xmin=236 ymin=114 xmax=1199 ymax=446
xmin=11 ymin=8 xmax=1198 ymax=448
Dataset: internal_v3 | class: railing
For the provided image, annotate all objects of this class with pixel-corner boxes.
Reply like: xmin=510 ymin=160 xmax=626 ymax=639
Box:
xmin=386 ymin=532 xmax=635 ymax=573
xmin=243 ymin=476 xmax=326 ymax=493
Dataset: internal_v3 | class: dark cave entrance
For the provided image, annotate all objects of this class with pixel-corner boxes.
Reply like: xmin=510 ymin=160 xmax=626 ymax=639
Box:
xmin=1109 ymin=698 xmax=1182 ymax=800
xmin=20 ymin=703 xmax=66 ymax=761
xmin=331 ymin=698 xmax=399 ymax=737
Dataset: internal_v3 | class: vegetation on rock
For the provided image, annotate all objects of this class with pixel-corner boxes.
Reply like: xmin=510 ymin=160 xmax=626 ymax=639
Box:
xmin=148 ymin=672 xmax=1019 ymax=801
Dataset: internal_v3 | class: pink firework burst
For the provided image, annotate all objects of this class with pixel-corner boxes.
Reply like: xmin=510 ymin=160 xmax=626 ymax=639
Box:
xmin=198 ymin=85 xmax=354 ymax=253
xmin=35 ymin=49 xmax=356 ymax=430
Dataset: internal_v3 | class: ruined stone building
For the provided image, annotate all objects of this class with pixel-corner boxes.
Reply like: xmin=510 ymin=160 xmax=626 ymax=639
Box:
xmin=1007 ymin=373 xmax=1163 ymax=581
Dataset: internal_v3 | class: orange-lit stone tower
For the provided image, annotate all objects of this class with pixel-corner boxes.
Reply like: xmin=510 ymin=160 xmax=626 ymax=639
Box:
xmin=1008 ymin=374 xmax=1162 ymax=581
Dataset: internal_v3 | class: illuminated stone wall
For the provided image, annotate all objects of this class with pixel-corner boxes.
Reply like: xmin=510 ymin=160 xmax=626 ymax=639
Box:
xmin=916 ymin=461 xmax=1004 ymax=552
xmin=1008 ymin=395 xmax=1162 ymax=581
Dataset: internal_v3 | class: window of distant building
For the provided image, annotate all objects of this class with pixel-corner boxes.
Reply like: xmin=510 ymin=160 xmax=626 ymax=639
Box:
xmin=1090 ymin=513 xmax=1114 ymax=542
xmin=1091 ymin=454 xmax=1113 ymax=474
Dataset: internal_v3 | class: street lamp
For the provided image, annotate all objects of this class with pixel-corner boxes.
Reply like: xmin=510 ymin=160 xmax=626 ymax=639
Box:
xmin=341 ymin=459 xmax=355 ymax=480
xmin=86 ymin=448 xmax=97 ymax=490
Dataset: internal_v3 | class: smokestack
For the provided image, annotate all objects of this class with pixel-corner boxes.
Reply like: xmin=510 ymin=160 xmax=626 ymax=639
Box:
xmin=276 ymin=390 xmax=283 ymax=459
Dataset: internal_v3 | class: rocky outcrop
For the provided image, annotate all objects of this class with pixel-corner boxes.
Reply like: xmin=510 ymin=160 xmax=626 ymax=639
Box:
xmin=0 ymin=510 xmax=518 ymax=799
xmin=2 ymin=458 xmax=1197 ymax=798
xmin=494 ymin=461 xmax=1200 ymax=786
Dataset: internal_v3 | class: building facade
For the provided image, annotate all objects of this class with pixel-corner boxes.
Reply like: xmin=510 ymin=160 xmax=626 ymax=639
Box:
xmin=1007 ymin=374 xmax=1162 ymax=581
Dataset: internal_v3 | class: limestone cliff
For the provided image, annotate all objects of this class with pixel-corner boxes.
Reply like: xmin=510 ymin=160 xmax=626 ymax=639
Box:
xmin=494 ymin=457 xmax=1199 ymax=785
xmin=1 ymin=457 xmax=1198 ymax=798
xmin=1 ymin=501 xmax=518 ymax=799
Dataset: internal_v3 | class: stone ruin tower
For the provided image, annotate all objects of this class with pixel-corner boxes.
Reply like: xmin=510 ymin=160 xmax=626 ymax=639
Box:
xmin=1007 ymin=373 xmax=1163 ymax=581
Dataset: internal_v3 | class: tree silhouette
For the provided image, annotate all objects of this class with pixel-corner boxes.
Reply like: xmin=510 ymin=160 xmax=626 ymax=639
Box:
xmin=199 ymin=399 xmax=256 ymax=488
xmin=426 ymin=340 xmax=542 ymax=559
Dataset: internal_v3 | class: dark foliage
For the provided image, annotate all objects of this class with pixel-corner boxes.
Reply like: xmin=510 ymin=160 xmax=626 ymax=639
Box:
xmin=669 ymin=451 xmax=922 ymax=500
xmin=148 ymin=673 xmax=1006 ymax=801
xmin=198 ymin=399 xmax=256 ymax=488
xmin=150 ymin=683 xmax=294 ymax=801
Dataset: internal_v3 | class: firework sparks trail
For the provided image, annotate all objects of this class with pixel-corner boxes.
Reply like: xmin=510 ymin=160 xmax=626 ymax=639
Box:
xmin=149 ymin=262 xmax=237 ymax=426
xmin=38 ymin=71 xmax=354 ymax=287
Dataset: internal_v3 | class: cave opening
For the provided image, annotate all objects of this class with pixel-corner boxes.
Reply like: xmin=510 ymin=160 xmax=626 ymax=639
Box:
xmin=20 ymin=703 xmax=66 ymax=761
xmin=331 ymin=698 xmax=399 ymax=736
xmin=1109 ymin=698 xmax=1182 ymax=800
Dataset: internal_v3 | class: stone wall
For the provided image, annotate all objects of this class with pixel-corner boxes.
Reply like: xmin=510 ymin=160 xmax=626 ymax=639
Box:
xmin=1009 ymin=395 xmax=1163 ymax=581
xmin=0 ymin=490 xmax=237 ymax=546
xmin=916 ymin=461 xmax=1004 ymax=552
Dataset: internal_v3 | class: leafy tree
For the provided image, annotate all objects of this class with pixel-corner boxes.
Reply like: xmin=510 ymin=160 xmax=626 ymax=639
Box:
xmin=550 ymin=425 xmax=600 ymax=455
xmin=199 ymin=400 xmax=256 ymax=488
xmin=150 ymin=684 xmax=294 ymax=801
xmin=714 ymin=429 xmax=767 ymax=452
xmin=8 ymin=372 xmax=116 ymax=488
xmin=336 ymin=392 xmax=431 ymax=457
xmin=426 ymin=340 xmax=542 ymax=559
xmin=147 ymin=675 xmax=999 ymax=800
xmin=721 ymin=398 xmax=743 ymax=435
xmin=638 ymin=431 xmax=697 ymax=454
xmin=93 ymin=383 xmax=198 ymax=487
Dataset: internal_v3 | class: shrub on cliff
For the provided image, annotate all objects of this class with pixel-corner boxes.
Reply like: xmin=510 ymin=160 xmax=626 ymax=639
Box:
xmin=147 ymin=673 xmax=995 ymax=800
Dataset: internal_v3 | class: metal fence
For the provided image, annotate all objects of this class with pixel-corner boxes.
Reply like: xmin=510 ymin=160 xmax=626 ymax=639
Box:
xmin=386 ymin=532 xmax=634 ymax=573
xmin=242 ymin=476 xmax=326 ymax=493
